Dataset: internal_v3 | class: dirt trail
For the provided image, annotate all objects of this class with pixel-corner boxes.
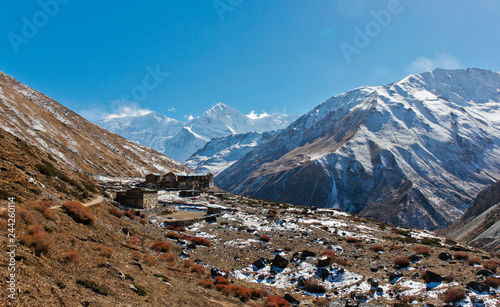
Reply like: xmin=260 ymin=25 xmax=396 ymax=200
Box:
xmin=51 ymin=195 xmax=106 ymax=209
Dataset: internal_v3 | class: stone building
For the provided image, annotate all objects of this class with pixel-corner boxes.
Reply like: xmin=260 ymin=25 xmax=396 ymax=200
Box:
xmin=115 ymin=188 xmax=158 ymax=209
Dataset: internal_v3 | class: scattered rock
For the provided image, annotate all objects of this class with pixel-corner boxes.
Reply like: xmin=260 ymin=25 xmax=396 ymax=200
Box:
xmin=409 ymin=254 xmax=422 ymax=262
xmin=253 ymin=258 xmax=267 ymax=270
xmin=301 ymin=250 xmax=316 ymax=259
xmin=205 ymin=215 xmax=216 ymax=223
xmin=423 ymin=270 xmax=442 ymax=283
xmin=467 ymin=281 xmax=490 ymax=294
xmin=438 ymin=252 xmax=452 ymax=261
xmin=210 ymin=268 xmax=227 ymax=278
xmin=389 ymin=272 xmax=403 ymax=283
xmin=283 ymin=293 xmax=300 ymax=305
xmin=476 ymin=269 xmax=494 ymax=277
xmin=370 ymin=267 xmax=378 ymax=272
xmin=130 ymin=261 xmax=143 ymax=271
xmin=272 ymin=254 xmax=288 ymax=269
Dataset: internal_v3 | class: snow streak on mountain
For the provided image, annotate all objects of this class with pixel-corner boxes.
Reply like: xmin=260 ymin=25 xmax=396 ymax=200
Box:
xmin=216 ymin=68 xmax=500 ymax=230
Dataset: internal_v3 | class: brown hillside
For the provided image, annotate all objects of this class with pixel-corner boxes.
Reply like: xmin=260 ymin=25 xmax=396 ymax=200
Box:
xmin=0 ymin=71 xmax=190 ymax=177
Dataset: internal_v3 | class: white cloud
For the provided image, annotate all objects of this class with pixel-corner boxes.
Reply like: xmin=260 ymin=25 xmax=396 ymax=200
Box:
xmin=247 ymin=110 xmax=270 ymax=119
xmin=406 ymin=52 xmax=461 ymax=74
xmin=184 ymin=115 xmax=195 ymax=121
xmin=168 ymin=108 xmax=176 ymax=112
xmin=79 ymin=101 xmax=152 ymax=122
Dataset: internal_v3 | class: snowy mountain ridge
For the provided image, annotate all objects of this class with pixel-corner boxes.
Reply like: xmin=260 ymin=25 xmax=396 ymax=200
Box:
xmin=216 ymin=68 xmax=500 ymax=230
xmin=96 ymin=102 xmax=298 ymax=162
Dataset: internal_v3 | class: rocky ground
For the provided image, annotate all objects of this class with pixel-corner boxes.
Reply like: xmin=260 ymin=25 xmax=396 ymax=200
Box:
xmin=1 ymin=180 xmax=499 ymax=307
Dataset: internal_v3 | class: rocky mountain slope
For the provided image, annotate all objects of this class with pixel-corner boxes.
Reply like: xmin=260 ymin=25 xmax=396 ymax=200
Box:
xmin=216 ymin=68 xmax=500 ymax=230
xmin=97 ymin=102 xmax=298 ymax=162
xmin=0 ymin=72 xmax=190 ymax=177
xmin=184 ymin=131 xmax=278 ymax=175
xmin=446 ymin=179 xmax=500 ymax=252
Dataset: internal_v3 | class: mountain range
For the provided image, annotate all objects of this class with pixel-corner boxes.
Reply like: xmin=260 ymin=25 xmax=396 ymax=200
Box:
xmin=216 ymin=68 xmax=500 ymax=230
xmin=96 ymin=103 xmax=298 ymax=162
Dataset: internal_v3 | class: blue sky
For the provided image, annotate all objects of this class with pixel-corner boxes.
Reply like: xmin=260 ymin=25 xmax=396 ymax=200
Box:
xmin=1 ymin=0 xmax=499 ymax=121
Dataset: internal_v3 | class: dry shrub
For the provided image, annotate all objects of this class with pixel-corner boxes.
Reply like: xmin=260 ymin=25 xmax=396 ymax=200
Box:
xmin=266 ymin=213 xmax=277 ymax=219
xmin=444 ymin=274 xmax=455 ymax=283
xmin=139 ymin=219 xmax=146 ymax=225
xmin=21 ymin=229 xmax=54 ymax=255
xmin=190 ymin=236 xmax=211 ymax=247
xmin=354 ymin=242 xmax=365 ymax=248
xmin=19 ymin=208 xmax=36 ymax=225
xmin=320 ymin=250 xmax=336 ymax=259
xmin=250 ymin=288 xmax=267 ymax=299
xmin=260 ymin=235 xmax=271 ymax=242
xmin=181 ymin=235 xmax=192 ymax=241
xmin=191 ymin=264 xmax=205 ymax=275
xmin=333 ymin=257 xmax=348 ymax=266
xmin=132 ymin=250 xmax=142 ymax=261
xmin=140 ymin=213 xmax=146 ymax=219
xmin=124 ymin=210 xmax=136 ymax=220
xmin=166 ymin=253 xmax=176 ymax=263
xmin=166 ymin=225 xmax=175 ymax=230
xmin=27 ymin=201 xmax=56 ymax=221
xmin=454 ymin=252 xmax=469 ymax=260
xmin=304 ymin=279 xmax=326 ymax=293
xmin=369 ymin=245 xmax=385 ymax=252
xmin=174 ymin=226 xmax=186 ymax=232
xmin=97 ymin=245 xmax=114 ymax=258
xmin=151 ymin=241 xmax=171 ymax=253
xmin=221 ymin=285 xmax=234 ymax=296
xmin=62 ymin=201 xmax=95 ymax=225
xmin=389 ymin=244 xmax=401 ymax=251
xmin=283 ymin=245 xmax=293 ymax=252
xmin=482 ymin=277 xmax=500 ymax=288
xmin=65 ymin=251 xmax=81 ymax=264
xmin=126 ymin=236 xmax=140 ymax=246
xmin=214 ymin=276 xmax=230 ymax=285
xmin=108 ymin=207 xmax=124 ymax=218
xmin=466 ymin=257 xmax=482 ymax=265
xmin=414 ymin=245 xmax=431 ymax=256
xmin=166 ymin=232 xmax=181 ymax=240
xmin=184 ymin=260 xmax=192 ymax=268
xmin=144 ymin=254 xmax=156 ymax=266
xmin=346 ymin=237 xmax=358 ymax=243
xmin=483 ymin=260 xmax=499 ymax=272
xmin=393 ymin=256 xmax=411 ymax=268
xmin=265 ymin=295 xmax=290 ymax=307
xmin=233 ymin=286 xmax=251 ymax=301
xmin=199 ymin=280 xmax=214 ymax=289
xmin=268 ymin=208 xmax=278 ymax=215
xmin=443 ymin=287 xmax=466 ymax=303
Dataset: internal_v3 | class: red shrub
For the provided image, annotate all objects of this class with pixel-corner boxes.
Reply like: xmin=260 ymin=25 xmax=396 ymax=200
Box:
xmin=151 ymin=241 xmax=171 ymax=253
xmin=466 ymin=257 xmax=482 ymax=265
xmin=184 ymin=260 xmax=192 ymax=268
xmin=140 ymin=213 xmax=146 ymax=219
xmin=139 ymin=219 xmax=146 ymax=225
xmin=166 ymin=253 xmax=176 ymax=263
xmin=389 ymin=244 xmax=401 ymax=251
xmin=454 ymin=252 xmax=469 ymax=260
xmin=126 ymin=236 xmax=140 ymax=246
xmin=283 ymin=245 xmax=293 ymax=252
xmin=268 ymin=208 xmax=278 ymax=214
xmin=109 ymin=207 xmax=124 ymax=218
xmin=174 ymin=226 xmax=186 ymax=232
xmin=266 ymin=213 xmax=277 ymax=219
xmin=124 ymin=210 xmax=136 ymax=220
xmin=62 ymin=201 xmax=95 ymax=225
xmin=166 ymin=225 xmax=175 ymax=230
xmin=19 ymin=208 xmax=36 ymax=225
xmin=414 ymin=245 xmax=431 ymax=256
xmin=65 ymin=251 xmax=81 ymax=264
xmin=369 ymin=245 xmax=385 ymax=252
xmin=132 ymin=250 xmax=142 ymax=261
xmin=250 ymin=288 xmax=267 ymax=299
xmin=260 ymin=235 xmax=271 ymax=242
xmin=22 ymin=230 xmax=53 ymax=255
xmin=221 ymin=285 xmax=234 ymax=296
xmin=190 ymin=236 xmax=211 ymax=247
xmin=443 ymin=287 xmax=466 ymax=303
xmin=394 ymin=256 xmax=411 ymax=268
xmin=27 ymin=201 xmax=56 ymax=221
xmin=166 ymin=232 xmax=181 ymax=240
xmin=354 ymin=242 xmax=365 ymax=248
xmin=333 ymin=257 xmax=348 ymax=266
xmin=234 ymin=286 xmax=251 ymax=301
xmin=482 ymin=277 xmax=500 ymax=288
xmin=483 ymin=260 xmax=499 ymax=273
xmin=320 ymin=250 xmax=336 ymax=259
xmin=97 ymin=245 xmax=114 ymax=258
xmin=303 ymin=279 xmax=326 ymax=293
xmin=144 ymin=254 xmax=156 ymax=266
xmin=191 ymin=264 xmax=205 ymax=275
xmin=265 ymin=295 xmax=290 ymax=307
xmin=346 ymin=237 xmax=358 ymax=243
xmin=214 ymin=276 xmax=230 ymax=285
xmin=199 ymin=280 xmax=214 ymax=289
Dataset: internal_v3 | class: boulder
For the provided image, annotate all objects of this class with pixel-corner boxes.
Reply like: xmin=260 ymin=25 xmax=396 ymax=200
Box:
xmin=301 ymin=250 xmax=316 ymax=259
xmin=409 ymin=254 xmax=422 ymax=262
xmin=467 ymin=281 xmax=490 ymax=294
xmin=253 ymin=258 xmax=267 ymax=270
xmin=272 ymin=254 xmax=289 ymax=269
xmin=476 ymin=269 xmax=494 ymax=277
xmin=389 ymin=272 xmax=403 ymax=283
xmin=283 ymin=293 xmax=300 ymax=305
xmin=317 ymin=256 xmax=331 ymax=267
xmin=438 ymin=252 xmax=452 ymax=261
xmin=423 ymin=270 xmax=443 ymax=283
